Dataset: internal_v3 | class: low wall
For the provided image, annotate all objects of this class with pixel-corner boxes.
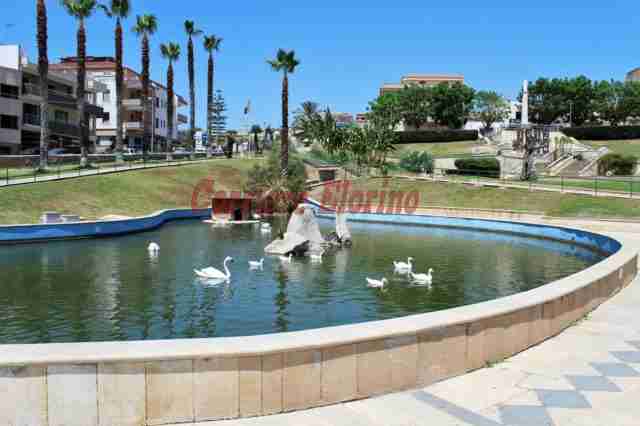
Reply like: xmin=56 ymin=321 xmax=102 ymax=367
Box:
xmin=0 ymin=212 xmax=636 ymax=426
xmin=0 ymin=208 xmax=211 ymax=244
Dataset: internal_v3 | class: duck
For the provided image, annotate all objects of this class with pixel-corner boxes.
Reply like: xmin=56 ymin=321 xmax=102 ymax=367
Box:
xmin=393 ymin=257 xmax=414 ymax=272
xmin=280 ymin=253 xmax=293 ymax=263
xmin=410 ymin=268 xmax=433 ymax=285
xmin=366 ymin=277 xmax=388 ymax=288
xmin=249 ymin=258 xmax=265 ymax=269
xmin=147 ymin=242 xmax=160 ymax=253
xmin=194 ymin=256 xmax=234 ymax=280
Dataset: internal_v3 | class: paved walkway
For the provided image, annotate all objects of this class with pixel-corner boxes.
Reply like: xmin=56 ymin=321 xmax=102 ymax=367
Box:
xmin=173 ymin=226 xmax=640 ymax=426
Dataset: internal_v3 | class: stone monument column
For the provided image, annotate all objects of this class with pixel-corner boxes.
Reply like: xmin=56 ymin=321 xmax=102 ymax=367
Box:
xmin=522 ymin=80 xmax=529 ymax=126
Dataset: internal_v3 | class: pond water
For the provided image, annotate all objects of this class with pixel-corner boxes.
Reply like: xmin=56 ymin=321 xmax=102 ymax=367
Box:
xmin=0 ymin=218 xmax=605 ymax=344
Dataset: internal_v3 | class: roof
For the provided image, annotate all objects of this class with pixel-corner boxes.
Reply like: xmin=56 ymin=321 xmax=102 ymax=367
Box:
xmin=51 ymin=56 xmax=188 ymax=104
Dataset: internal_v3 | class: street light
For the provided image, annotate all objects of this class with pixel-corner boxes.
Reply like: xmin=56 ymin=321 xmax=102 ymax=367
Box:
xmin=569 ymin=101 xmax=573 ymax=128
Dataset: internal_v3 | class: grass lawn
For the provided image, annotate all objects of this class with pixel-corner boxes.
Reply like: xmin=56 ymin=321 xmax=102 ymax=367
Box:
xmin=0 ymin=159 xmax=261 ymax=225
xmin=311 ymin=178 xmax=640 ymax=219
xmin=582 ymin=139 xmax=640 ymax=157
xmin=390 ymin=141 xmax=488 ymax=159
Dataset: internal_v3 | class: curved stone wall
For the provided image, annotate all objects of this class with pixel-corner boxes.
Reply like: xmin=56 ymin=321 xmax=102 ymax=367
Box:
xmin=0 ymin=213 xmax=636 ymax=426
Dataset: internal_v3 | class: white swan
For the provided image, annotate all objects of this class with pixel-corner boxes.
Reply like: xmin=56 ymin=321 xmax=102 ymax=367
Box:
xmin=249 ymin=258 xmax=265 ymax=269
xmin=148 ymin=242 xmax=160 ymax=253
xmin=366 ymin=277 xmax=388 ymax=288
xmin=261 ymin=222 xmax=272 ymax=229
xmin=410 ymin=268 xmax=433 ymax=285
xmin=393 ymin=257 xmax=414 ymax=272
xmin=310 ymin=252 xmax=323 ymax=263
xmin=280 ymin=253 xmax=293 ymax=263
xmin=194 ymin=256 xmax=234 ymax=280
xmin=260 ymin=226 xmax=271 ymax=234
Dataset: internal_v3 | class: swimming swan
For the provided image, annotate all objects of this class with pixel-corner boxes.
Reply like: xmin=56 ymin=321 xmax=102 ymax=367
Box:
xmin=148 ymin=242 xmax=160 ymax=253
xmin=249 ymin=258 xmax=265 ymax=269
xmin=393 ymin=257 xmax=414 ymax=271
xmin=195 ymin=256 xmax=234 ymax=280
xmin=410 ymin=268 xmax=433 ymax=284
xmin=366 ymin=277 xmax=388 ymax=288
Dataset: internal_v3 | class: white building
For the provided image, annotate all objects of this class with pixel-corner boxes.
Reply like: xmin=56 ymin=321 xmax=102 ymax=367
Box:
xmin=51 ymin=56 xmax=187 ymax=152
xmin=0 ymin=45 xmax=105 ymax=154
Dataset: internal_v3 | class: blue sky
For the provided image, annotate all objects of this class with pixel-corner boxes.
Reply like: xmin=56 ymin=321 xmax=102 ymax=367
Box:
xmin=1 ymin=0 xmax=638 ymax=129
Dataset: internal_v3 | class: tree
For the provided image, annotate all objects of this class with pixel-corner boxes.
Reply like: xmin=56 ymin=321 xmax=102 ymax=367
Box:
xmin=160 ymin=42 xmax=180 ymax=159
xmin=396 ymin=85 xmax=431 ymax=130
xmin=60 ymin=0 xmax=98 ymax=168
xmin=267 ymin=49 xmax=300 ymax=175
xmin=593 ymin=80 xmax=640 ymax=126
xmin=527 ymin=78 xmax=571 ymax=124
xmin=367 ymin=91 xmax=402 ymax=130
xmin=203 ymin=35 xmax=222 ymax=147
xmin=293 ymin=101 xmax=321 ymax=144
xmin=99 ymin=0 xmax=130 ymax=163
xmin=429 ymin=82 xmax=475 ymax=129
xmin=250 ymin=124 xmax=262 ymax=152
xmin=37 ymin=0 xmax=49 ymax=170
xmin=473 ymin=90 xmax=510 ymax=130
xmin=184 ymin=20 xmax=203 ymax=156
xmin=133 ymin=14 xmax=157 ymax=157
xmin=564 ymin=75 xmax=594 ymax=126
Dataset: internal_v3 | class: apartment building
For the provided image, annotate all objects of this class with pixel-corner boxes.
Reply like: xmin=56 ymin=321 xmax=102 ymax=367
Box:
xmin=379 ymin=74 xmax=465 ymax=96
xmin=0 ymin=45 xmax=105 ymax=154
xmin=51 ymin=57 xmax=188 ymax=152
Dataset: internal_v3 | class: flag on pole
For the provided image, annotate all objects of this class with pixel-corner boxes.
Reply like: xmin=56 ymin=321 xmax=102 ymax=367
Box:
xmin=244 ymin=99 xmax=251 ymax=115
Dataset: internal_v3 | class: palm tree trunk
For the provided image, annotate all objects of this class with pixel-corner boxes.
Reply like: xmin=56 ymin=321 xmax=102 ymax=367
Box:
xmin=141 ymin=34 xmax=150 ymax=158
xmin=206 ymin=52 xmax=213 ymax=158
xmin=77 ymin=20 xmax=88 ymax=168
xmin=280 ymin=73 xmax=289 ymax=174
xmin=115 ymin=18 xmax=124 ymax=163
xmin=166 ymin=61 xmax=174 ymax=161
xmin=188 ymin=36 xmax=195 ymax=158
xmin=37 ymin=0 xmax=48 ymax=171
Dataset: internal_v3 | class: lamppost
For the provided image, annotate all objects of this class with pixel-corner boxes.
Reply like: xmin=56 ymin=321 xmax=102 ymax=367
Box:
xmin=569 ymin=101 xmax=573 ymax=128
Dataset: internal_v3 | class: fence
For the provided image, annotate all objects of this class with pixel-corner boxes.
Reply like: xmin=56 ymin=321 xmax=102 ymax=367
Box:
xmin=394 ymin=168 xmax=640 ymax=199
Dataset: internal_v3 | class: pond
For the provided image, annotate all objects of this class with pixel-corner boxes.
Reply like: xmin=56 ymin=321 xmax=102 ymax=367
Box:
xmin=0 ymin=218 xmax=605 ymax=344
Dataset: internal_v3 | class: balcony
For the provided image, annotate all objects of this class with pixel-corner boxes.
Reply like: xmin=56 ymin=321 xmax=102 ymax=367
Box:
xmin=22 ymin=83 xmax=78 ymax=109
xmin=124 ymin=121 xmax=143 ymax=130
xmin=123 ymin=98 xmax=143 ymax=110
xmin=178 ymin=113 xmax=188 ymax=124
xmin=49 ymin=121 xmax=80 ymax=137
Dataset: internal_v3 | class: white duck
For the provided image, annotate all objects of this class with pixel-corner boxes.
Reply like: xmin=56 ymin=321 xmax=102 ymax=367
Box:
xmin=280 ymin=253 xmax=293 ymax=263
xmin=410 ymin=268 xmax=433 ymax=285
xmin=194 ymin=256 xmax=234 ymax=280
xmin=366 ymin=277 xmax=388 ymax=288
xmin=148 ymin=242 xmax=160 ymax=253
xmin=249 ymin=258 xmax=265 ymax=269
xmin=393 ymin=257 xmax=414 ymax=272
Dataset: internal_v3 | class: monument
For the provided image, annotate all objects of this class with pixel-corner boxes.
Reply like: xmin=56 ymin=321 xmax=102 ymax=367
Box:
xmin=521 ymin=80 xmax=529 ymax=126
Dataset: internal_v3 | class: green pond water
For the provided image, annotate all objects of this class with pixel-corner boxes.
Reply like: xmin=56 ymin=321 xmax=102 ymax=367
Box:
xmin=0 ymin=218 xmax=604 ymax=343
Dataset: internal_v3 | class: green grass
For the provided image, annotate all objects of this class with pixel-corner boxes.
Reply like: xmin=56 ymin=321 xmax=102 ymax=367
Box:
xmin=390 ymin=141 xmax=488 ymax=159
xmin=0 ymin=159 xmax=261 ymax=225
xmin=311 ymin=178 xmax=640 ymax=219
xmin=582 ymin=139 xmax=640 ymax=157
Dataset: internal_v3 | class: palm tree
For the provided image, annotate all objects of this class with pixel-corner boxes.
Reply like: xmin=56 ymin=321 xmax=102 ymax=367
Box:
xmin=99 ymin=0 xmax=130 ymax=163
xmin=60 ymin=0 xmax=98 ymax=168
xmin=37 ymin=0 xmax=49 ymax=171
xmin=250 ymin=124 xmax=262 ymax=153
xmin=267 ymin=49 xmax=300 ymax=174
xmin=184 ymin=20 xmax=203 ymax=156
xmin=133 ymin=14 xmax=158 ymax=158
xmin=160 ymin=42 xmax=180 ymax=160
xmin=203 ymin=35 xmax=222 ymax=152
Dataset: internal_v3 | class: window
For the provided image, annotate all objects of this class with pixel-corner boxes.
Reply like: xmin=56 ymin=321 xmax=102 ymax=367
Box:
xmin=54 ymin=110 xmax=69 ymax=123
xmin=1 ymin=115 xmax=18 ymax=130
xmin=155 ymin=97 xmax=160 ymax=108
xmin=155 ymin=118 xmax=159 ymax=129
xmin=103 ymin=90 xmax=111 ymax=103
xmin=0 ymin=84 xmax=19 ymax=99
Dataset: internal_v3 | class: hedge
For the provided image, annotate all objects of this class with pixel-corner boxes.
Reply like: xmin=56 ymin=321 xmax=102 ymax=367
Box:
xmin=597 ymin=153 xmax=638 ymax=176
xmin=452 ymin=158 xmax=500 ymax=177
xmin=395 ymin=129 xmax=479 ymax=144
xmin=563 ymin=126 xmax=640 ymax=141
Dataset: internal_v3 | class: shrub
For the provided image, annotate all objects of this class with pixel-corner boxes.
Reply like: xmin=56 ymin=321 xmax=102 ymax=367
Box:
xmin=399 ymin=151 xmax=434 ymax=173
xmin=597 ymin=153 xmax=638 ymax=176
xmin=563 ymin=126 xmax=640 ymax=141
xmin=453 ymin=158 xmax=500 ymax=177
xmin=395 ymin=129 xmax=478 ymax=144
